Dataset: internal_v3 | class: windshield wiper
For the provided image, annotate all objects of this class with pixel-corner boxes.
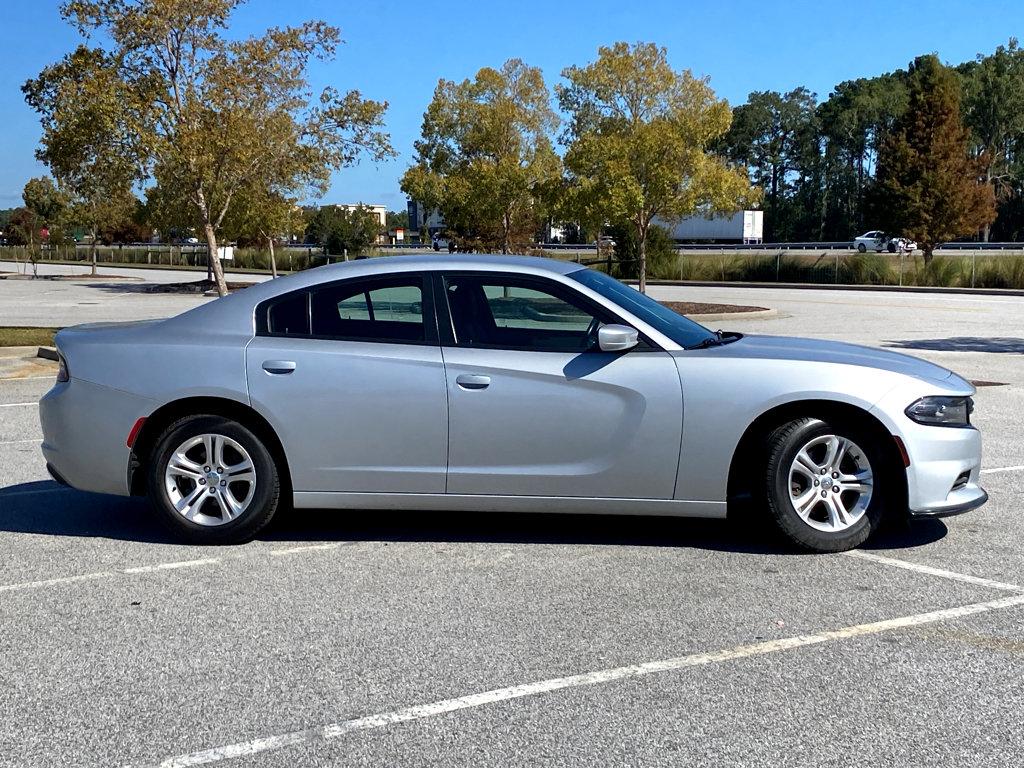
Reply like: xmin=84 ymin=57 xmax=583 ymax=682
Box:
xmin=688 ymin=330 xmax=743 ymax=350
xmin=689 ymin=330 xmax=724 ymax=349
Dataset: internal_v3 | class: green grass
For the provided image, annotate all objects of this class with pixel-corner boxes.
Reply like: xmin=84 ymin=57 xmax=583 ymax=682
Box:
xmin=0 ymin=327 xmax=59 ymax=348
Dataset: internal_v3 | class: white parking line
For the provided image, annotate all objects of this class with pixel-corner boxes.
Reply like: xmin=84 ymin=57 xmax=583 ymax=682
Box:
xmin=981 ymin=465 xmax=1024 ymax=475
xmin=123 ymin=558 xmax=221 ymax=574
xmin=160 ymin=590 xmax=1024 ymax=767
xmin=0 ymin=375 xmax=54 ymax=381
xmin=0 ymin=402 xmax=36 ymax=408
xmin=269 ymin=543 xmax=345 ymax=556
xmin=0 ymin=438 xmax=42 ymax=446
xmin=843 ymin=550 xmax=1024 ymax=593
xmin=0 ymin=571 xmax=114 ymax=593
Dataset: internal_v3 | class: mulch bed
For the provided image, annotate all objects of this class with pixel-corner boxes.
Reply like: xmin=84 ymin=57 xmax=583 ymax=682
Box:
xmin=661 ymin=301 xmax=768 ymax=315
xmin=140 ymin=280 xmax=258 ymax=294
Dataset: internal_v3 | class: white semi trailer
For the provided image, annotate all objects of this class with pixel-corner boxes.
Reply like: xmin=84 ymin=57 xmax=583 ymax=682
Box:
xmin=655 ymin=210 xmax=763 ymax=243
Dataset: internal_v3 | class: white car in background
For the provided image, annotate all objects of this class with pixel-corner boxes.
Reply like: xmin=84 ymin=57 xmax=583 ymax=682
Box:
xmin=854 ymin=231 xmax=917 ymax=253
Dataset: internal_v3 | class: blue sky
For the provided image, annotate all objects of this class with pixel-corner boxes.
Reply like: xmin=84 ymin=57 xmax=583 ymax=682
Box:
xmin=1 ymin=0 xmax=1021 ymax=210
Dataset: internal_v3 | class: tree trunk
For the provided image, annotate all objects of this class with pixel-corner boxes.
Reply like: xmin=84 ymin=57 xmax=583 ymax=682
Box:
xmin=202 ymin=222 xmax=228 ymax=296
xmin=637 ymin=224 xmax=648 ymax=294
xmin=194 ymin=186 xmax=228 ymax=296
xmin=268 ymin=236 xmax=278 ymax=278
xmin=502 ymin=212 xmax=511 ymax=255
xmin=90 ymin=228 xmax=98 ymax=276
xmin=923 ymin=244 xmax=934 ymax=266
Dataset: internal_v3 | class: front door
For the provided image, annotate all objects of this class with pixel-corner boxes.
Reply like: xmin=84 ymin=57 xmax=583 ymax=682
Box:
xmin=438 ymin=273 xmax=683 ymax=499
xmin=246 ymin=273 xmax=448 ymax=494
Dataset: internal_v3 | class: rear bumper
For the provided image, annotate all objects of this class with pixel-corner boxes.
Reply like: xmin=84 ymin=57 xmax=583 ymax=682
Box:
xmin=40 ymin=378 xmax=155 ymax=496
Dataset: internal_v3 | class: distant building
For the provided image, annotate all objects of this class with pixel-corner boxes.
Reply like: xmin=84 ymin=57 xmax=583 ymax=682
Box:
xmin=324 ymin=203 xmax=388 ymax=243
xmin=326 ymin=203 xmax=387 ymax=228
xmin=407 ymin=199 xmax=446 ymax=237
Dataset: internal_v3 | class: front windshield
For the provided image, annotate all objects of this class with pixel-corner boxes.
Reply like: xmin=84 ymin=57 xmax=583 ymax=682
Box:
xmin=568 ymin=268 xmax=718 ymax=349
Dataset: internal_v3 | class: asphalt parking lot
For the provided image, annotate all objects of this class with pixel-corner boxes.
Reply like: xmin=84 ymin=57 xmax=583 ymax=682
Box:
xmin=1 ymin=269 xmax=1023 ymax=766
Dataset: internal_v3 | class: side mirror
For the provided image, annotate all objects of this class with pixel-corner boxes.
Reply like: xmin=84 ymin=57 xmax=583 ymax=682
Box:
xmin=597 ymin=323 xmax=639 ymax=352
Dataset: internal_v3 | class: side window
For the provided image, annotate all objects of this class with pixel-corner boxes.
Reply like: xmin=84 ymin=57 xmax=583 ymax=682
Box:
xmin=445 ymin=276 xmax=606 ymax=352
xmin=265 ymin=292 xmax=310 ymax=336
xmin=311 ymin=278 xmax=425 ymax=343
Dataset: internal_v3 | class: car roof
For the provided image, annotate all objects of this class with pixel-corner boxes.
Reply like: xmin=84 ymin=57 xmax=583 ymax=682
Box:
xmin=164 ymin=253 xmax=589 ymax=334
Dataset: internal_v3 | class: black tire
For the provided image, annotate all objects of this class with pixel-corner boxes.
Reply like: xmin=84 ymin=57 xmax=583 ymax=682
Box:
xmin=857 ymin=243 xmax=867 ymax=253
xmin=147 ymin=414 xmax=281 ymax=544
xmin=762 ymin=417 xmax=893 ymax=552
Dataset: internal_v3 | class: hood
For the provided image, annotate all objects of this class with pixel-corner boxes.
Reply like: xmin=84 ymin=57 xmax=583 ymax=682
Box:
xmin=694 ymin=334 xmax=957 ymax=385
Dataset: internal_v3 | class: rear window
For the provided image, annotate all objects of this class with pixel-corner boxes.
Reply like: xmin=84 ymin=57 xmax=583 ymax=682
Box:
xmin=311 ymin=277 xmax=425 ymax=343
xmin=266 ymin=292 xmax=310 ymax=336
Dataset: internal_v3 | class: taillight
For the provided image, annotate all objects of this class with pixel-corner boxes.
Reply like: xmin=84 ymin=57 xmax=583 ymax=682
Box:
xmin=56 ymin=354 xmax=69 ymax=383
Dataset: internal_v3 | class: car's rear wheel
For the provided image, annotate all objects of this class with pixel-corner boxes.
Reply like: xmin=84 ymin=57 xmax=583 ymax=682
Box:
xmin=763 ymin=417 xmax=890 ymax=552
xmin=147 ymin=415 xmax=280 ymax=544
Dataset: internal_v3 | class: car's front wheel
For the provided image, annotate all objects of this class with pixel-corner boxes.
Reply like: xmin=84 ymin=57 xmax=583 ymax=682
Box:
xmin=147 ymin=415 xmax=281 ymax=544
xmin=763 ymin=417 xmax=892 ymax=552
xmin=857 ymin=243 xmax=867 ymax=253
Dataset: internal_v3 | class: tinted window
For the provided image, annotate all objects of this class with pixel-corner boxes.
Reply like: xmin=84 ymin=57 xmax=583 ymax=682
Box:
xmin=445 ymin=276 xmax=605 ymax=352
xmin=266 ymin=292 xmax=310 ymax=336
xmin=312 ymin=278 xmax=425 ymax=343
xmin=568 ymin=268 xmax=716 ymax=349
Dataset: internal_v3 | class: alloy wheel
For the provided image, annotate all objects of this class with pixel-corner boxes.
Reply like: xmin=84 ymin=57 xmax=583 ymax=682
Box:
xmin=788 ymin=434 xmax=873 ymax=533
xmin=163 ymin=433 xmax=257 ymax=526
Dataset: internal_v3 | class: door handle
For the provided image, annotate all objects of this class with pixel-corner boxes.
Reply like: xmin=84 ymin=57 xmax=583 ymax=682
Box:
xmin=262 ymin=360 xmax=296 ymax=375
xmin=456 ymin=374 xmax=490 ymax=390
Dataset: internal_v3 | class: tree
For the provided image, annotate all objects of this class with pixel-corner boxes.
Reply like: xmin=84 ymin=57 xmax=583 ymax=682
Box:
xmin=24 ymin=46 xmax=149 ymax=274
xmin=816 ymin=73 xmax=908 ymax=239
xmin=23 ymin=177 xmax=68 ymax=234
xmin=223 ymin=185 xmax=296 ymax=277
xmin=385 ymin=210 xmax=409 ymax=229
xmin=306 ymin=205 xmax=380 ymax=257
xmin=960 ymin=39 xmax=1024 ymax=240
xmin=873 ymin=55 xmax=995 ymax=263
xmin=401 ymin=59 xmax=561 ymax=253
xmin=28 ymin=0 xmax=393 ymax=296
xmin=558 ymin=42 xmax=757 ymax=292
xmin=720 ymin=88 xmax=818 ymax=241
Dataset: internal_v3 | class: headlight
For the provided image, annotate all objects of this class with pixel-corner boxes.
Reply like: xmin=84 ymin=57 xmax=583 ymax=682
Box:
xmin=905 ymin=396 xmax=973 ymax=427
xmin=56 ymin=354 xmax=69 ymax=383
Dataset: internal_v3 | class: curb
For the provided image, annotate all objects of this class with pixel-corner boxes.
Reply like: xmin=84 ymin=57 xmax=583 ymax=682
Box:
xmin=685 ymin=308 xmax=780 ymax=322
xmin=645 ymin=279 xmax=1024 ymax=297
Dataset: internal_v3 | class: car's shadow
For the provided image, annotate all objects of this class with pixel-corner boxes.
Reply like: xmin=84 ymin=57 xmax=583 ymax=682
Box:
xmin=0 ymin=481 xmax=949 ymax=553
xmin=885 ymin=336 xmax=1024 ymax=354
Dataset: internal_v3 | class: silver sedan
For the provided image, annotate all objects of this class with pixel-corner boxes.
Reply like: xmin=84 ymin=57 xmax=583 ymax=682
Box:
xmin=39 ymin=255 xmax=986 ymax=552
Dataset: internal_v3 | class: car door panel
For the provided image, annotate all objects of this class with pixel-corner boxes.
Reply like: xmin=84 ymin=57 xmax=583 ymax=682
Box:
xmin=443 ymin=347 xmax=682 ymax=498
xmin=436 ymin=272 xmax=683 ymax=499
xmin=247 ymin=336 xmax=448 ymax=493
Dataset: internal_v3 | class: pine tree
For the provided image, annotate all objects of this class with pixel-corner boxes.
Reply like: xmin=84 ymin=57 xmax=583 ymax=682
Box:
xmin=873 ymin=55 xmax=995 ymax=263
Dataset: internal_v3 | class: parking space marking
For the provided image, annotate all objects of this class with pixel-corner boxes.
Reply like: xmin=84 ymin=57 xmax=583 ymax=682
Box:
xmin=0 ymin=402 xmax=37 ymax=408
xmin=981 ymin=465 xmax=1024 ymax=475
xmin=269 ymin=543 xmax=346 ymax=556
xmin=843 ymin=550 xmax=1024 ymax=593
xmin=0 ymin=571 xmax=114 ymax=593
xmin=0 ymin=375 xmax=55 ymax=381
xmin=160 ymin=591 xmax=1024 ymax=768
xmin=123 ymin=558 xmax=221 ymax=574
xmin=0 ymin=438 xmax=42 ymax=446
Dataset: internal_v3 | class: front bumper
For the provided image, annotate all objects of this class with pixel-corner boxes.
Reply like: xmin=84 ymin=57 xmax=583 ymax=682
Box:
xmin=911 ymin=488 xmax=989 ymax=518
xmin=899 ymin=421 xmax=987 ymax=518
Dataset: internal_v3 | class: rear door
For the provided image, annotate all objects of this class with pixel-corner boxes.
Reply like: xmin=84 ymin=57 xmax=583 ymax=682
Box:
xmin=246 ymin=273 xmax=448 ymax=494
xmin=437 ymin=272 xmax=683 ymax=499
